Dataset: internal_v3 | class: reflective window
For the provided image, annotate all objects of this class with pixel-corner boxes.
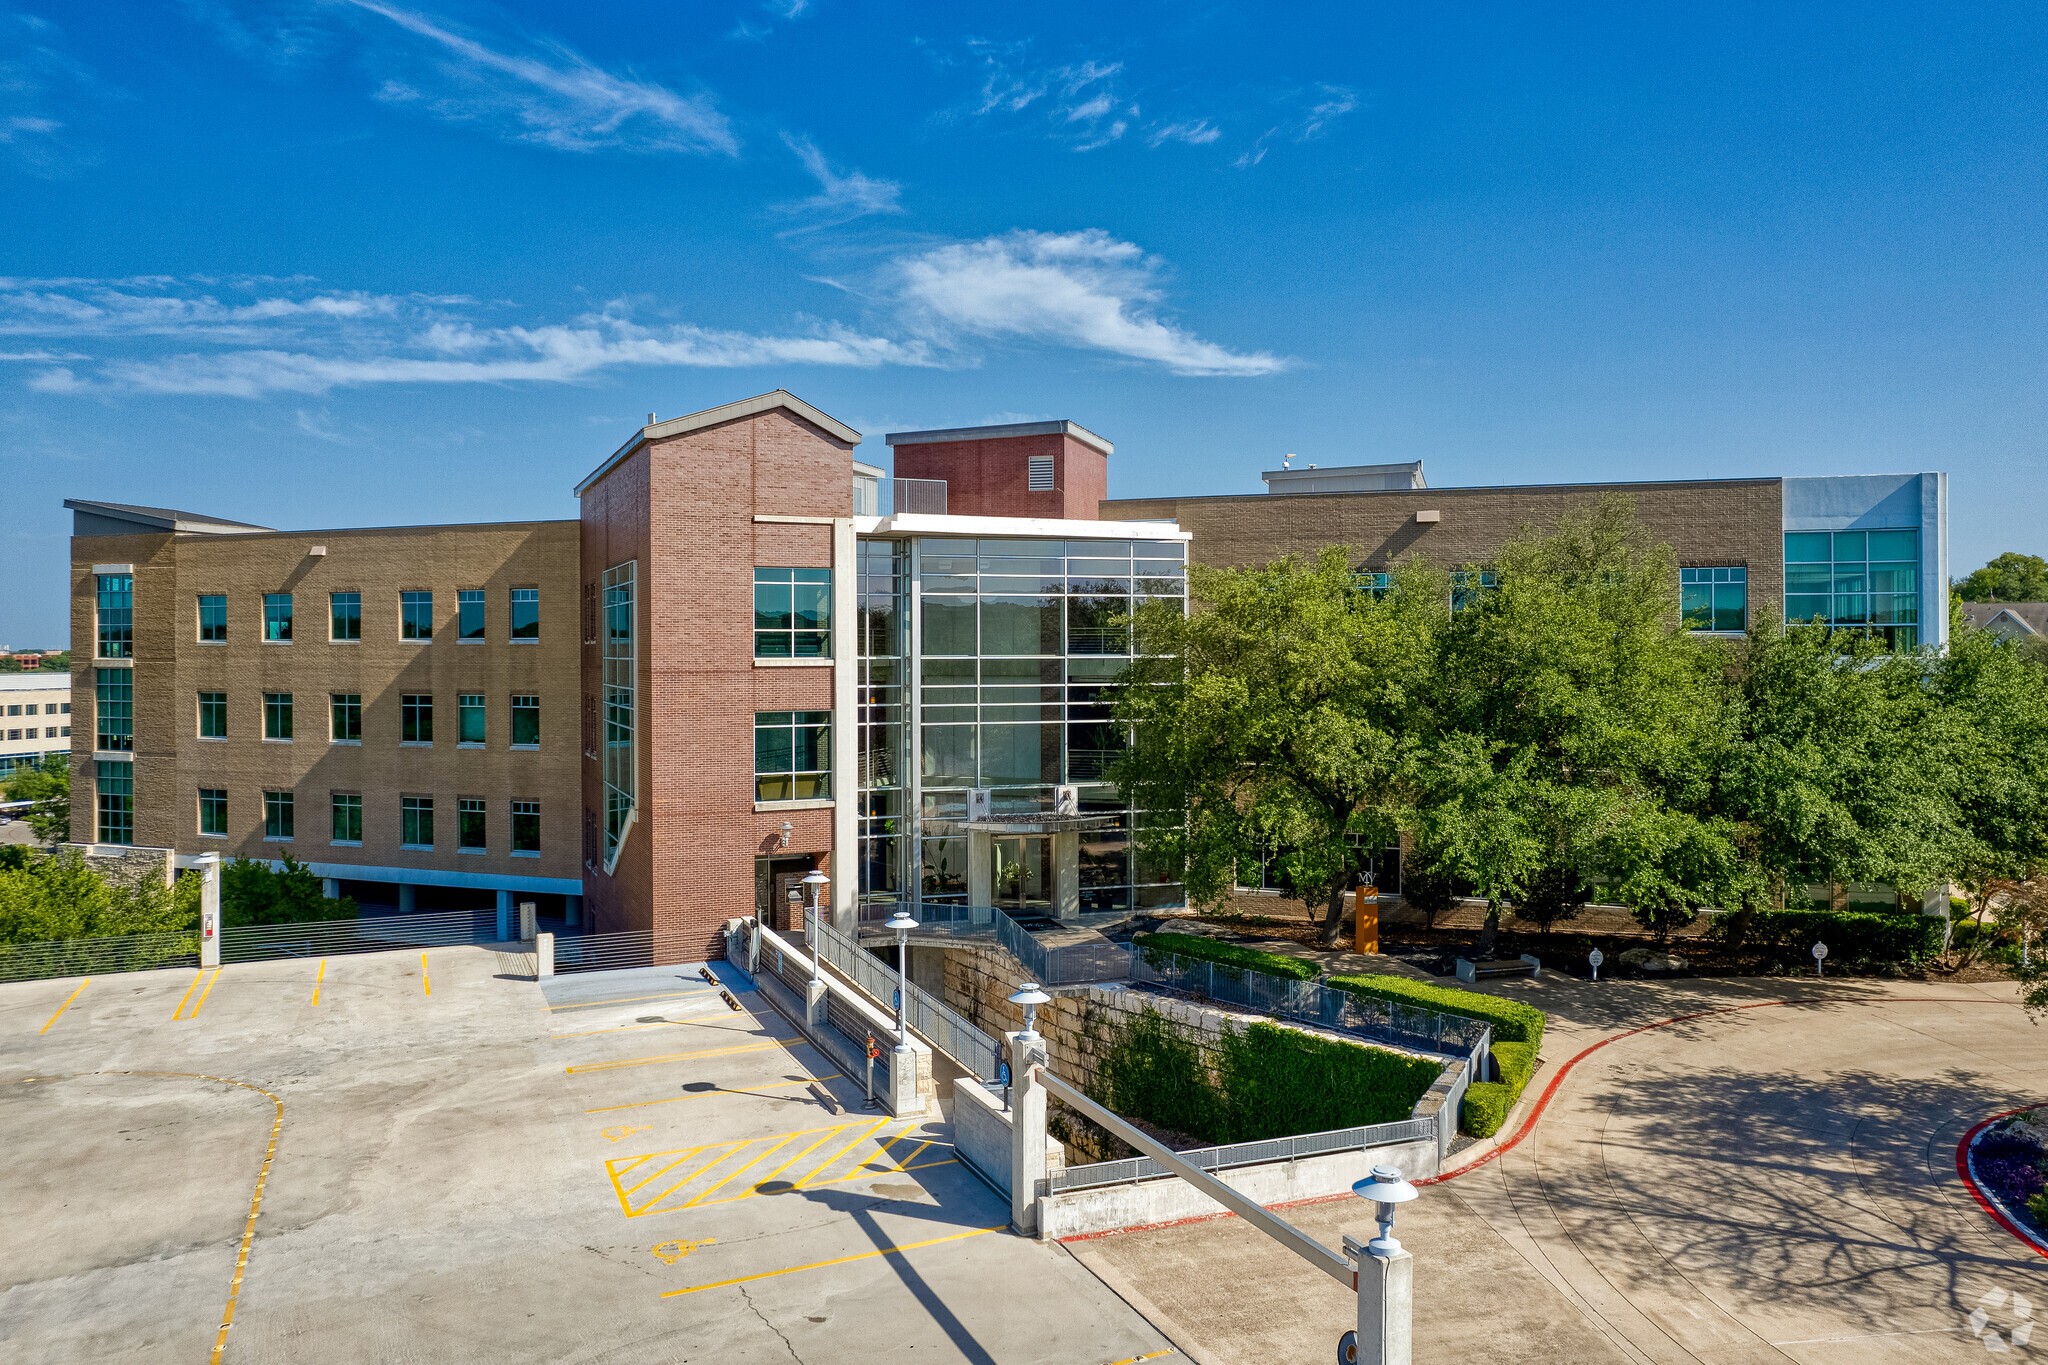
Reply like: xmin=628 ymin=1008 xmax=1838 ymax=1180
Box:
xmin=401 ymin=590 xmax=433 ymax=640
xmin=1784 ymin=528 xmax=1918 ymax=650
xmin=198 ymin=594 xmax=227 ymax=643
xmin=96 ymin=574 xmax=133 ymax=658
xmin=756 ymin=710 xmax=832 ymax=801
xmin=402 ymin=795 xmax=434 ymax=849
xmin=402 ymin=694 xmax=433 ymax=743
xmin=96 ymin=760 xmax=133 ymax=844
xmin=331 ymin=693 xmax=361 ymax=742
xmin=332 ymin=793 xmax=363 ymax=843
xmin=459 ymin=694 xmax=486 ymax=744
xmin=198 ymin=691 xmax=227 ymax=738
xmin=95 ymin=668 xmax=132 ymax=752
xmin=199 ymin=788 xmax=227 ymax=836
xmin=264 ymin=790 xmax=294 ymax=840
xmin=263 ymin=593 xmax=293 ymax=642
xmin=330 ymin=591 xmax=361 ymax=641
xmin=511 ymin=588 xmax=539 ymax=640
xmin=755 ymin=567 xmax=832 ymax=657
xmin=458 ymin=797 xmax=486 ymax=850
xmin=264 ymin=692 xmax=293 ymax=740
xmin=511 ymin=694 xmax=539 ymax=746
xmin=512 ymin=800 xmax=539 ymax=853
xmin=602 ymin=563 xmax=636 ymax=868
xmin=1680 ymin=567 xmax=1748 ymax=632
xmin=458 ymin=589 xmax=486 ymax=641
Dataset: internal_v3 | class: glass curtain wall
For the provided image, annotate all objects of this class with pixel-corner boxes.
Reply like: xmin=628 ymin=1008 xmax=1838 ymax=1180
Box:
xmin=913 ymin=535 xmax=1187 ymax=912
xmin=1785 ymin=529 xmax=1919 ymax=651
xmin=856 ymin=540 xmax=909 ymax=909
xmin=601 ymin=562 xmax=636 ymax=869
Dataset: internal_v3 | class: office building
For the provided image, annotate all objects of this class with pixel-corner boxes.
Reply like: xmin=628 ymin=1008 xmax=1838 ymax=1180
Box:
xmin=0 ymin=672 xmax=71 ymax=780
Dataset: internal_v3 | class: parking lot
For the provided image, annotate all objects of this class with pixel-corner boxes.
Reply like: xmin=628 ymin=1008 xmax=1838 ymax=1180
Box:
xmin=0 ymin=945 xmax=1174 ymax=1364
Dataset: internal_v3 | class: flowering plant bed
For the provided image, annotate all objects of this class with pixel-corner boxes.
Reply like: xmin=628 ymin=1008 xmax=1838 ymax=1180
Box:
xmin=1959 ymin=1105 xmax=2048 ymax=1257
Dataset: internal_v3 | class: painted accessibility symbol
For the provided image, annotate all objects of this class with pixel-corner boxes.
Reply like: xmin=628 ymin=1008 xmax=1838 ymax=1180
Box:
xmin=651 ymin=1238 xmax=715 ymax=1265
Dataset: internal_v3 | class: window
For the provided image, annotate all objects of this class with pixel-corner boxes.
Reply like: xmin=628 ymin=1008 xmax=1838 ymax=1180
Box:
xmin=96 ymin=574 xmax=133 ymax=658
xmin=402 ymin=795 xmax=434 ymax=849
xmin=458 ymin=589 xmax=486 ymax=641
xmin=754 ymin=567 xmax=832 ymax=657
xmin=59 ymin=702 xmax=69 ymax=714
xmin=512 ymin=800 xmax=539 ymax=854
xmin=1785 ymin=528 xmax=1920 ymax=650
xmin=401 ymin=590 xmax=433 ymax=640
xmin=511 ymin=587 xmax=539 ymax=640
xmin=264 ymin=593 xmax=293 ymax=642
xmin=602 ymin=562 xmax=637 ymax=869
xmin=96 ymin=760 xmax=132 ymax=844
xmin=755 ymin=711 xmax=832 ymax=801
xmin=458 ymin=797 xmax=486 ymax=850
xmin=264 ymin=692 xmax=293 ymax=740
xmin=199 ymin=788 xmax=227 ymax=836
xmin=1350 ymin=571 xmax=1391 ymax=601
xmin=198 ymin=594 xmax=227 ymax=643
xmin=264 ymin=789 xmax=294 ymax=840
xmin=1027 ymin=454 xmax=1055 ymax=491
xmin=1680 ymin=567 xmax=1748 ymax=632
xmin=95 ymin=668 xmax=132 ymax=752
xmin=330 ymin=591 xmax=361 ymax=641
xmin=459 ymin=694 xmax=485 ymax=745
xmin=331 ymin=693 xmax=361 ymax=742
xmin=1450 ymin=570 xmax=1498 ymax=613
xmin=511 ymin=694 xmax=540 ymax=747
xmin=332 ymin=792 xmax=362 ymax=844
xmin=402 ymin=694 xmax=433 ymax=743
xmin=198 ymin=691 xmax=227 ymax=738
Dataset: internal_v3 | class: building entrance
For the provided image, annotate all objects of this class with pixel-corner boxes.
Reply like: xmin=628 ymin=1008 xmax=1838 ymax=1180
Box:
xmin=992 ymin=836 xmax=1053 ymax=914
xmin=756 ymin=855 xmax=818 ymax=934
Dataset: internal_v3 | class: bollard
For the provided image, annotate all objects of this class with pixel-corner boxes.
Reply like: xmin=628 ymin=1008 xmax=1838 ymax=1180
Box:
xmin=1006 ymin=1033 xmax=1049 ymax=1235
xmin=198 ymin=854 xmax=222 ymax=968
xmin=536 ymin=931 xmax=554 ymax=979
xmin=1353 ymin=883 xmax=1380 ymax=955
xmin=519 ymin=901 xmax=537 ymax=943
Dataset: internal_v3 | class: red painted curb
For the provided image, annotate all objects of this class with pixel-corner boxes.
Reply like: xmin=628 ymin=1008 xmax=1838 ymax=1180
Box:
xmin=1954 ymin=1108 xmax=2048 ymax=1262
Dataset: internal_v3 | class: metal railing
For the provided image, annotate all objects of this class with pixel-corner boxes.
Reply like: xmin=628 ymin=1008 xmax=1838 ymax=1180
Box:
xmin=220 ymin=907 xmax=502 ymax=962
xmin=1127 ymin=945 xmax=1491 ymax=1061
xmin=552 ymin=927 xmax=711 ymax=975
xmin=1046 ymin=1115 xmax=1437 ymax=1194
xmin=0 ymin=930 xmax=198 ymax=983
xmin=811 ymin=917 xmax=1001 ymax=1081
xmin=993 ymin=907 xmax=1133 ymax=985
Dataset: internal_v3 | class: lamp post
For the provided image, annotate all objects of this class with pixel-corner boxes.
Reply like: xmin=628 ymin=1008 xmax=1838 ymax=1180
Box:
xmin=1008 ymin=982 xmax=1050 ymax=1044
xmin=1340 ymin=1164 xmax=1420 ymax=1365
xmin=886 ymin=908 xmax=917 ymax=1054
xmin=802 ymin=868 xmax=829 ymax=986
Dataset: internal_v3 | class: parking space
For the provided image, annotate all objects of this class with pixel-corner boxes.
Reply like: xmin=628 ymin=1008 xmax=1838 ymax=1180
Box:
xmin=1 ymin=946 xmax=1176 ymax=1364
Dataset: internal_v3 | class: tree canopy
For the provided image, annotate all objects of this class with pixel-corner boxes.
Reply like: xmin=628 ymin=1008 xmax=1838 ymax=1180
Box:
xmin=1957 ymin=552 xmax=2048 ymax=603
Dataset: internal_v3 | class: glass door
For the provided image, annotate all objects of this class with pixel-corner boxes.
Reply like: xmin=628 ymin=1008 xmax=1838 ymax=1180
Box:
xmin=992 ymin=836 xmax=1053 ymax=913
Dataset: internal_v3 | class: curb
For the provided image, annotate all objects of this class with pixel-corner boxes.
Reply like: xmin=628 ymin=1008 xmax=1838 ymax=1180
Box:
xmin=1955 ymin=1108 xmax=2048 ymax=1262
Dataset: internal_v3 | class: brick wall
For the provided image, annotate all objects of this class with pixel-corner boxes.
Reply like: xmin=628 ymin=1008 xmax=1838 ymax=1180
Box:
xmin=1103 ymin=478 xmax=1786 ymax=614
xmin=580 ymin=406 xmax=853 ymax=956
xmin=892 ymin=431 xmax=1107 ymax=520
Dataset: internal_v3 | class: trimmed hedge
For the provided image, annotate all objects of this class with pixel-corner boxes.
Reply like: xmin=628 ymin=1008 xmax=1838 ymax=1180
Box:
xmin=1492 ymin=1040 xmax=1536 ymax=1096
xmin=1461 ymin=1082 xmax=1515 ymax=1138
xmin=1131 ymin=932 xmax=1321 ymax=982
xmin=1327 ymin=972 xmax=1547 ymax=1050
xmin=1711 ymin=909 xmax=1942 ymax=967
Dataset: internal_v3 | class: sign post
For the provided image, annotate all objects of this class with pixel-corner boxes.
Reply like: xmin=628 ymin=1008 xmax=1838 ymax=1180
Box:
xmin=863 ymin=1032 xmax=882 ymax=1110
xmin=1588 ymin=947 xmax=1603 ymax=983
xmin=1812 ymin=941 xmax=1828 ymax=977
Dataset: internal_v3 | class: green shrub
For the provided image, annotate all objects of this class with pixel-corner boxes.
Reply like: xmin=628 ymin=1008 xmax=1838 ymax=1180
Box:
xmin=2030 ymin=1192 xmax=2048 ymax=1227
xmin=1492 ymin=1040 xmax=1536 ymax=1097
xmin=1461 ymin=1082 xmax=1514 ymax=1138
xmin=1131 ymin=932 xmax=1320 ymax=982
xmin=1091 ymin=1007 xmax=1440 ymax=1146
xmin=1328 ymin=972 xmax=1547 ymax=1050
xmin=222 ymin=853 xmax=357 ymax=926
xmin=1713 ymin=908 xmax=1941 ymax=967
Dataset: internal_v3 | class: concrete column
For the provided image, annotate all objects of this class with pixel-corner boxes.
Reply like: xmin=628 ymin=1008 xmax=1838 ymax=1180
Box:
xmin=198 ymin=854 xmax=222 ymax=968
xmin=831 ymin=516 xmax=858 ymax=933
xmin=536 ymin=932 xmax=554 ymax=979
xmin=1006 ymin=1032 xmax=1049 ymax=1235
xmin=969 ymin=831 xmax=993 ymax=908
xmin=519 ymin=901 xmax=537 ymax=942
xmin=748 ymin=918 xmax=762 ymax=975
xmin=496 ymin=890 xmax=513 ymax=941
xmin=805 ymin=976 xmax=830 ymax=1031
xmin=1354 ymin=1246 xmax=1414 ymax=1365
xmin=1052 ymin=831 xmax=1079 ymax=920
xmin=321 ymin=877 xmax=340 ymax=900
xmin=565 ymin=893 xmax=582 ymax=927
xmin=398 ymin=883 xmax=415 ymax=914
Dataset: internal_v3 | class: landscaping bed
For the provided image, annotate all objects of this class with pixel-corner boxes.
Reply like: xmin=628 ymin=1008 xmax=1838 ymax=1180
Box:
xmin=1963 ymin=1106 xmax=2048 ymax=1251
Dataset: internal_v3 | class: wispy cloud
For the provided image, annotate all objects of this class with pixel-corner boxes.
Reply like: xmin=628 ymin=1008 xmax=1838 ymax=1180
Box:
xmin=892 ymin=230 xmax=1284 ymax=377
xmin=193 ymin=0 xmax=735 ymax=156
xmin=774 ymin=133 xmax=904 ymax=230
xmin=950 ymin=43 xmax=1137 ymax=152
xmin=1146 ymin=119 xmax=1220 ymax=148
xmin=1235 ymin=83 xmax=1359 ymax=168
xmin=5 ymin=234 xmax=1284 ymax=396
xmin=0 ymin=12 xmax=117 ymax=176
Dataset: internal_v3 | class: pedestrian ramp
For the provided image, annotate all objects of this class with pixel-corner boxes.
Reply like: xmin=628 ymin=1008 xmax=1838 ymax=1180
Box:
xmin=541 ymin=961 xmax=753 ymax=1017
xmin=604 ymin=1115 xmax=955 ymax=1218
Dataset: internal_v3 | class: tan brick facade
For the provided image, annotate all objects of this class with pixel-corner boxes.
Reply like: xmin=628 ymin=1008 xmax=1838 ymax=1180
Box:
xmin=1101 ymin=478 xmax=1786 ymax=617
xmin=69 ymin=522 xmax=581 ymax=897
xmin=578 ymin=406 xmax=853 ymax=952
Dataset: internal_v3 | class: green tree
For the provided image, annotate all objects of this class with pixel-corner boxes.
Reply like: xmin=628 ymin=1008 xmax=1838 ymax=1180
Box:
xmin=2 ymin=754 xmax=69 ymax=844
xmin=1113 ymin=548 xmax=1441 ymax=946
xmin=221 ymin=853 xmax=357 ymax=926
xmin=1956 ymin=552 xmax=2048 ymax=603
xmin=0 ymin=849 xmax=199 ymax=944
xmin=1415 ymin=496 xmax=1737 ymax=952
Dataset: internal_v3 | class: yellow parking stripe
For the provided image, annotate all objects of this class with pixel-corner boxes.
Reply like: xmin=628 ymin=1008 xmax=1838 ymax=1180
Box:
xmin=547 ymin=989 xmax=718 ymax=1011
xmin=171 ymin=970 xmax=204 ymax=1021
xmin=582 ymin=1074 xmax=844 ymax=1114
xmin=310 ymin=959 xmax=325 ymax=1006
xmin=565 ymin=1039 xmax=802 ymax=1075
xmin=420 ymin=953 xmax=431 ymax=996
xmin=659 ymin=1224 xmax=1005 ymax=1298
xmin=39 ymin=978 xmax=89 ymax=1033
xmin=190 ymin=967 xmax=223 ymax=1018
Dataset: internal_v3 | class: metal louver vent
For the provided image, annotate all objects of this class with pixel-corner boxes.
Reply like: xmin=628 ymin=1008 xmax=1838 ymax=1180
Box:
xmin=1027 ymin=455 xmax=1055 ymax=491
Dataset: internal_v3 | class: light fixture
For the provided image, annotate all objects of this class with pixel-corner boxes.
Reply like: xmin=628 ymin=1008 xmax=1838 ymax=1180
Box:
xmin=1008 ymin=982 xmax=1050 ymax=1043
xmin=779 ymin=820 xmax=793 ymax=849
xmin=1351 ymin=1164 xmax=1418 ymax=1257
xmin=885 ymin=908 xmax=918 ymax=1054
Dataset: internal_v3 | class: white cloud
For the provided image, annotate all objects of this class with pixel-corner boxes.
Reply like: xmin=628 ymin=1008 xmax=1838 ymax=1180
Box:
xmin=1234 ymin=84 xmax=1359 ymax=169
xmin=1146 ymin=119 xmax=1220 ymax=148
xmin=193 ymin=0 xmax=735 ymax=156
xmin=0 ymin=12 xmax=115 ymax=176
xmin=893 ymin=230 xmax=1284 ymax=377
xmin=956 ymin=44 xmax=1138 ymax=152
xmin=775 ymin=133 xmax=904 ymax=229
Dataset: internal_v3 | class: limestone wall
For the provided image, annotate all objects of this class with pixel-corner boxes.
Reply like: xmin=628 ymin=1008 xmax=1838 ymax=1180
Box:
xmin=63 ymin=843 xmax=173 ymax=889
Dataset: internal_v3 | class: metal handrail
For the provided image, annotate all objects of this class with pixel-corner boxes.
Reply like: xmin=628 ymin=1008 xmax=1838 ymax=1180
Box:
xmin=812 ymin=917 xmax=1001 ymax=1081
xmin=1046 ymin=1115 xmax=1437 ymax=1194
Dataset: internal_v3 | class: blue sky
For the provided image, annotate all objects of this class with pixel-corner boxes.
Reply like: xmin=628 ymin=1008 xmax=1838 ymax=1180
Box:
xmin=3 ymin=1 xmax=2045 ymax=644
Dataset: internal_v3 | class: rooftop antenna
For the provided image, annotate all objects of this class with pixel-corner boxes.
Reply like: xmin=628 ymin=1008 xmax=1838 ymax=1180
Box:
xmin=1282 ymin=453 xmax=1296 ymax=469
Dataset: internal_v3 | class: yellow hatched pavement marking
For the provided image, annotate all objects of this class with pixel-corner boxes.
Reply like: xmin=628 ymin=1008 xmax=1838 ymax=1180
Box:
xmin=171 ymin=969 xmax=204 ymax=1021
xmin=189 ymin=966 xmax=223 ymax=1018
xmin=608 ymin=1118 xmax=929 ymax=1218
